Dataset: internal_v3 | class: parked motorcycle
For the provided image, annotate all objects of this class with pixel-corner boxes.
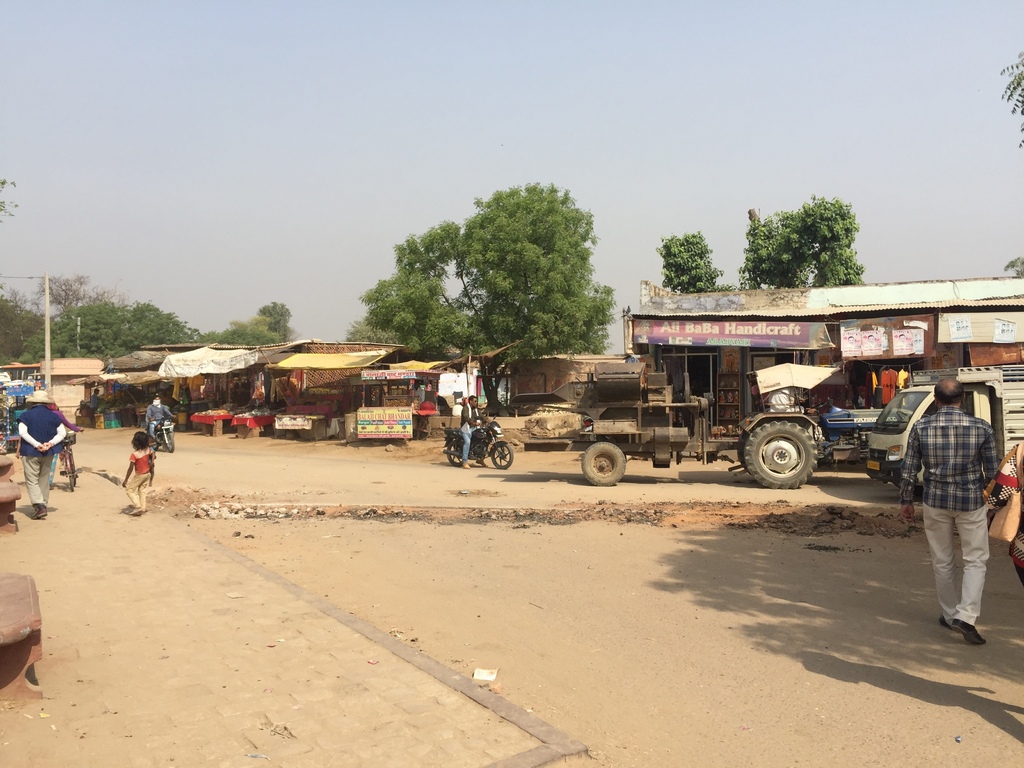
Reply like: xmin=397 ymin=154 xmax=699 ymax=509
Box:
xmin=152 ymin=417 xmax=176 ymax=453
xmin=443 ymin=420 xmax=514 ymax=469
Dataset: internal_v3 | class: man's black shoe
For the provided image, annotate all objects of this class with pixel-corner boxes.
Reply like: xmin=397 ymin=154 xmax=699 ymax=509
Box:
xmin=939 ymin=616 xmax=953 ymax=630
xmin=950 ymin=618 xmax=986 ymax=645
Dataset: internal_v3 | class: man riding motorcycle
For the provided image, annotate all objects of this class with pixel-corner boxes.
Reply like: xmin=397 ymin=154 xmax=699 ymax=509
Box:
xmin=145 ymin=396 xmax=174 ymax=442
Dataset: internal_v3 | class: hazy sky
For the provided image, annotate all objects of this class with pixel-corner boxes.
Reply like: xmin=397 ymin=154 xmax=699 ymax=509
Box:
xmin=3 ymin=2 xmax=1023 ymax=351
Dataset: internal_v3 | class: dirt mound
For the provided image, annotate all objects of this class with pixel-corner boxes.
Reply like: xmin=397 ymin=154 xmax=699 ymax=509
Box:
xmin=150 ymin=487 xmax=916 ymax=538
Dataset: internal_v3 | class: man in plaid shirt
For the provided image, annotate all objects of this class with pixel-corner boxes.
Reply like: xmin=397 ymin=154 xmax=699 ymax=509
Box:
xmin=899 ymin=378 xmax=998 ymax=645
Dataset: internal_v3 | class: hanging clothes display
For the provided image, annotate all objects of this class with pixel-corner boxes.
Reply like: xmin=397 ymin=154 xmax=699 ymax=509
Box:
xmin=881 ymin=368 xmax=898 ymax=405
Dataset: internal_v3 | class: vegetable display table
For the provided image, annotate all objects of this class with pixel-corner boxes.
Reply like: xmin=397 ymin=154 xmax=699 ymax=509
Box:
xmin=231 ymin=414 xmax=275 ymax=439
xmin=190 ymin=412 xmax=234 ymax=437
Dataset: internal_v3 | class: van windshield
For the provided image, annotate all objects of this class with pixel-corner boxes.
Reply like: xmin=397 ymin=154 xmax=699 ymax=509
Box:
xmin=875 ymin=390 xmax=930 ymax=433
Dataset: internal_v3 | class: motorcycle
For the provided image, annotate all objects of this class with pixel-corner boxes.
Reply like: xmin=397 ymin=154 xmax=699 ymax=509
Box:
xmin=151 ymin=417 xmax=176 ymax=453
xmin=443 ymin=420 xmax=514 ymax=469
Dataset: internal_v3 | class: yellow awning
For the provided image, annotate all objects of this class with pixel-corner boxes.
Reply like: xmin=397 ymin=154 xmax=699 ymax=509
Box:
xmin=387 ymin=360 xmax=450 ymax=371
xmin=269 ymin=351 xmax=388 ymax=371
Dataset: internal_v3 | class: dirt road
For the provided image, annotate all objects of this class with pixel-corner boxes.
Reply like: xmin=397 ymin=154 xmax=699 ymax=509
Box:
xmin=21 ymin=428 xmax=1024 ymax=766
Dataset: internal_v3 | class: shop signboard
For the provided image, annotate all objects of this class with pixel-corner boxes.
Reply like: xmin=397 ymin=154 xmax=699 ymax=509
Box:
xmin=275 ymin=414 xmax=314 ymax=430
xmin=633 ymin=318 xmax=830 ymax=349
xmin=362 ymin=370 xmax=420 ymax=381
xmin=839 ymin=315 xmax=935 ymax=359
xmin=357 ymin=406 xmax=413 ymax=439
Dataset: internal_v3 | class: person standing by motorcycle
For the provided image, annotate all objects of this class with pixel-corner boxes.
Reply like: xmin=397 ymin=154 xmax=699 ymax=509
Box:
xmin=460 ymin=395 xmax=483 ymax=468
xmin=145 ymin=395 xmax=174 ymax=441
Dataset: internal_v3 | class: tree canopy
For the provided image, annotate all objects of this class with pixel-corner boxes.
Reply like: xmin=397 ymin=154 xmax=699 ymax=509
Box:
xmin=0 ymin=291 xmax=44 ymax=363
xmin=200 ymin=302 xmax=295 ymax=345
xmin=256 ymin=302 xmax=294 ymax=341
xmin=345 ymin=315 xmax=398 ymax=344
xmin=363 ymin=183 xmax=614 ymax=358
xmin=0 ymin=179 xmax=15 ymax=222
xmin=659 ymin=233 xmax=730 ymax=293
xmin=362 ymin=183 xmax=615 ymax=404
xmin=1004 ymin=257 xmax=1024 ymax=277
xmin=1003 ymin=50 xmax=1024 ymax=148
xmin=739 ymin=197 xmax=864 ymax=290
xmin=23 ymin=301 xmax=199 ymax=359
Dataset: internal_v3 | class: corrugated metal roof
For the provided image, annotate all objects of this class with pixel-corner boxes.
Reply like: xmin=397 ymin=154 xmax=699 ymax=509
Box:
xmin=636 ymin=278 xmax=1024 ymax=318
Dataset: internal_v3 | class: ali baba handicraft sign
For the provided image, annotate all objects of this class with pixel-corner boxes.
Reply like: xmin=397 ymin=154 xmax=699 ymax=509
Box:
xmin=634 ymin=319 xmax=825 ymax=349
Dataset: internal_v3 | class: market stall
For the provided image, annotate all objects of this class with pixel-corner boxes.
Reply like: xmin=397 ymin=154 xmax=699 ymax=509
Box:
xmin=357 ymin=369 xmax=443 ymax=440
xmin=66 ymin=372 xmax=171 ymax=429
xmin=159 ymin=347 xmax=263 ymax=434
xmin=268 ymin=350 xmax=389 ymax=440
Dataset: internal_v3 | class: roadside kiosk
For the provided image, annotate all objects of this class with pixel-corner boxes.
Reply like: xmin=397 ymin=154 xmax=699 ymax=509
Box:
xmin=357 ymin=369 xmax=442 ymax=439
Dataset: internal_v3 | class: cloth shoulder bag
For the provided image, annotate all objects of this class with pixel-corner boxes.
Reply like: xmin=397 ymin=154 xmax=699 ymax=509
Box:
xmin=987 ymin=442 xmax=1024 ymax=543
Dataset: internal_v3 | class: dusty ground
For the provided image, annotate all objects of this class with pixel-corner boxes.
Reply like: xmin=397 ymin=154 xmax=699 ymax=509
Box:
xmin=11 ymin=427 xmax=1024 ymax=766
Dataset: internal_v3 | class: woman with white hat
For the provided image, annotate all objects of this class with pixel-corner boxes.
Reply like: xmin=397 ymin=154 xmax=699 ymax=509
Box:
xmin=17 ymin=389 xmax=66 ymax=520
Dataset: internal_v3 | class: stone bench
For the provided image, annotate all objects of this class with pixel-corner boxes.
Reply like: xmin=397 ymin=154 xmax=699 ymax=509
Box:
xmin=0 ymin=573 xmax=43 ymax=699
xmin=0 ymin=456 xmax=20 ymax=534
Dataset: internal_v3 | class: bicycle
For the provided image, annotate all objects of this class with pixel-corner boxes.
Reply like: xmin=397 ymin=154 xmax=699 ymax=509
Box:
xmin=58 ymin=432 xmax=79 ymax=492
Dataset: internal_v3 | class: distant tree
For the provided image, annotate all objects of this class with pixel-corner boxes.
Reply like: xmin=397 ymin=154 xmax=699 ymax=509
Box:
xmin=739 ymin=197 xmax=864 ymax=290
xmin=0 ymin=179 xmax=16 ymax=221
xmin=659 ymin=233 xmax=731 ymax=293
xmin=33 ymin=273 xmax=126 ymax=317
xmin=1003 ymin=50 xmax=1024 ymax=148
xmin=256 ymin=302 xmax=295 ymax=341
xmin=23 ymin=301 xmax=198 ymax=359
xmin=1005 ymin=257 xmax=1024 ymax=277
xmin=345 ymin=315 xmax=399 ymax=344
xmin=363 ymin=183 xmax=615 ymax=405
xmin=0 ymin=289 xmax=43 ymax=363
xmin=200 ymin=317 xmax=281 ymax=346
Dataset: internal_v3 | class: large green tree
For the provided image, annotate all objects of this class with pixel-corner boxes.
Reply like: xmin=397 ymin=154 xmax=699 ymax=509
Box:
xmin=24 ymin=301 xmax=199 ymax=359
xmin=1003 ymin=50 xmax=1024 ymax=148
xmin=659 ymin=233 xmax=730 ymax=293
xmin=739 ymin=197 xmax=864 ymax=290
xmin=362 ymin=183 xmax=615 ymax=404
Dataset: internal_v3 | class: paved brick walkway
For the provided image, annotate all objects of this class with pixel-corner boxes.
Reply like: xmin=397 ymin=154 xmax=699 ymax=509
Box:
xmin=0 ymin=464 xmax=586 ymax=767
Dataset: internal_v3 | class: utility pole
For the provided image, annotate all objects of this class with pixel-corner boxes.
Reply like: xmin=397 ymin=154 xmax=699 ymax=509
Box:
xmin=44 ymin=272 xmax=52 ymax=389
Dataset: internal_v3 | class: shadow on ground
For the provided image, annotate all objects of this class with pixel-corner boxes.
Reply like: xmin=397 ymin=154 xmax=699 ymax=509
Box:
xmin=650 ymin=527 xmax=1024 ymax=740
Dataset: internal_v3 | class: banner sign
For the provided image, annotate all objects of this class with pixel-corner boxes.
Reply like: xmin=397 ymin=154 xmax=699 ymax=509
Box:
xmin=633 ymin=318 xmax=830 ymax=349
xmin=362 ymin=370 xmax=442 ymax=381
xmin=357 ymin=406 xmax=413 ymax=439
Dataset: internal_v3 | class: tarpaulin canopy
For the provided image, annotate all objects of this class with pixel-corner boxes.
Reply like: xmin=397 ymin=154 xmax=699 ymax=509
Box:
xmin=158 ymin=347 xmax=260 ymax=378
xmin=387 ymin=360 xmax=450 ymax=371
xmin=755 ymin=364 xmax=838 ymax=394
xmin=269 ymin=351 xmax=388 ymax=371
xmin=68 ymin=372 xmax=169 ymax=386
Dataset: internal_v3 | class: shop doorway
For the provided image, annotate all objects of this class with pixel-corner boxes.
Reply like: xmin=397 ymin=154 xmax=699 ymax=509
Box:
xmin=663 ymin=351 xmax=715 ymax=404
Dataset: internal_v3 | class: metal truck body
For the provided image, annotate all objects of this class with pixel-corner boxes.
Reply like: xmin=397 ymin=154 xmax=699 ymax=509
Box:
xmin=866 ymin=365 xmax=1024 ymax=485
xmin=518 ymin=362 xmax=880 ymax=490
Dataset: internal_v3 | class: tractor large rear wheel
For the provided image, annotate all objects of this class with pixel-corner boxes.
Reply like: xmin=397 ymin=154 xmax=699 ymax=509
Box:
xmin=742 ymin=421 xmax=816 ymax=490
xmin=581 ymin=442 xmax=627 ymax=487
